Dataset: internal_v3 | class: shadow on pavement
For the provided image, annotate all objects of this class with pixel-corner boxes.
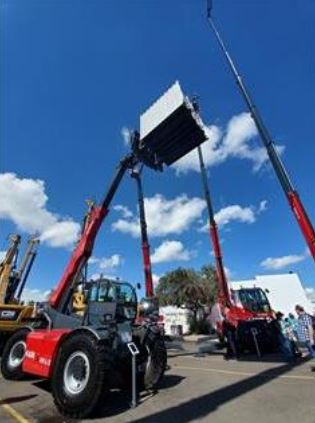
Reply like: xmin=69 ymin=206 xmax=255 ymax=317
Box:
xmin=127 ymin=357 xmax=312 ymax=423
xmin=167 ymin=338 xmax=307 ymax=364
xmin=93 ymin=374 xmax=185 ymax=419
xmin=32 ymin=373 xmax=185 ymax=421
xmin=0 ymin=394 xmax=37 ymax=405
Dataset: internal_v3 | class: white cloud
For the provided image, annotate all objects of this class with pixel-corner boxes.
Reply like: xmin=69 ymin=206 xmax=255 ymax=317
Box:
xmin=112 ymin=194 xmax=206 ymax=238
xmin=89 ymin=254 xmax=122 ymax=271
xmin=88 ymin=256 xmax=100 ymax=265
xmin=260 ymin=254 xmax=306 ymax=270
xmin=151 ymin=240 xmax=193 ymax=264
xmin=0 ymin=251 xmax=6 ymax=261
xmin=121 ymin=127 xmax=131 ymax=146
xmin=21 ymin=288 xmax=51 ymax=304
xmin=0 ymin=173 xmax=80 ymax=248
xmin=173 ymin=112 xmax=284 ymax=174
xmin=113 ymin=205 xmax=133 ymax=219
xmin=214 ymin=205 xmax=256 ymax=227
xmin=258 ymin=200 xmax=268 ymax=213
xmin=200 ymin=200 xmax=267 ymax=231
xmin=99 ymin=254 xmax=122 ymax=270
xmin=40 ymin=221 xmax=80 ymax=248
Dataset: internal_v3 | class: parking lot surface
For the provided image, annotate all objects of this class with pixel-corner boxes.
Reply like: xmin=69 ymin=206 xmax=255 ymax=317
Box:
xmin=0 ymin=342 xmax=314 ymax=423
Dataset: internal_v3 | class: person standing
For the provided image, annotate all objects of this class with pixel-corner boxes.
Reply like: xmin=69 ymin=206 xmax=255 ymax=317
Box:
xmin=274 ymin=312 xmax=295 ymax=361
xmin=295 ymin=305 xmax=315 ymax=371
xmin=283 ymin=317 xmax=301 ymax=357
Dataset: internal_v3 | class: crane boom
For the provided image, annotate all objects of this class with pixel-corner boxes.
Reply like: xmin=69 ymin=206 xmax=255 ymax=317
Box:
xmin=131 ymin=168 xmax=154 ymax=298
xmin=197 ymin=146 xmax=231 ymax=307
xmin=49 ymin=154 xmax=135 ymax=311
xmin=206 ymin=1 xmax=315 ymax=260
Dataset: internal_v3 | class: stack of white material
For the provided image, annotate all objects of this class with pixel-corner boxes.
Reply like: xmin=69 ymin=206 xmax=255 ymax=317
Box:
xmin=139 ymin=81 xmax=207 ymax=166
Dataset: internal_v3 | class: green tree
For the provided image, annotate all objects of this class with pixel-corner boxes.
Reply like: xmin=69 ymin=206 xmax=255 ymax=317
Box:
xmin=156 ymin=266 xmax=217 ymax=331
xmin=200 ymin=264 xmax=218 ymax=304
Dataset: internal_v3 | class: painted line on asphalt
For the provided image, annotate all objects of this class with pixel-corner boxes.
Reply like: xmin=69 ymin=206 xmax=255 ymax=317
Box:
xmin=1 ymin=400 xmax=32 ymax=423
xmin=174 ymin=365 xmax=315 ymax=381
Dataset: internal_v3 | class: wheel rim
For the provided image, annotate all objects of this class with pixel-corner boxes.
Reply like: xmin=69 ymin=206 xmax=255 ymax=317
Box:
xmin=63 ymin=351 xmax=91 ymax=396
xmin=8 ymin=340 xmax=26 ymax=369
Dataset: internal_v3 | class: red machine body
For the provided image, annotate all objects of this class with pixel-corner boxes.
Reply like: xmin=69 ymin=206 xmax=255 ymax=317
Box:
xmin=197 ymin=145 xmax=274 ymax=343
xmin=23 ymin=329 xmax=71 ymax=378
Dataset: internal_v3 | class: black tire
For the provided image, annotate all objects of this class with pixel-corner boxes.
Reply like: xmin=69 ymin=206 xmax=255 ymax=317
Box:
xmin=143 ymin=335 xmax=167 ymax=390
xmin=51 ymin=332 xmax=112 ymax=419
xmin=1 ymin=328 xmax=29 ymax=380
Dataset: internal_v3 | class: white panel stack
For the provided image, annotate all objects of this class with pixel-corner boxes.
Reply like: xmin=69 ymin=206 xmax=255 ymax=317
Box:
xmin=139 ymin=81 xmax=207 ymax=166
xmin=140 ymin=81 xmax=184 ymax=140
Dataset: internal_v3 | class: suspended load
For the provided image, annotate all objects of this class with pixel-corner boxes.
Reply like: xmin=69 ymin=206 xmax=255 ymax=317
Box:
xmin=139 ymin=81 xmax=207 ymax=166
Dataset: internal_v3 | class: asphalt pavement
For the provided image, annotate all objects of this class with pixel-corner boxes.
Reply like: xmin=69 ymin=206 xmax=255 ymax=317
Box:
xmin=0 ymin=340 xmax=314 ymax=423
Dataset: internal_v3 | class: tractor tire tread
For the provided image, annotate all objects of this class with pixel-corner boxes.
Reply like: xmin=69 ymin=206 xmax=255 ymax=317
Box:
xmin=51 ymin=332 xmax=113 ymax=419
xmin=0 ymin=328 xmax=29 ymax=380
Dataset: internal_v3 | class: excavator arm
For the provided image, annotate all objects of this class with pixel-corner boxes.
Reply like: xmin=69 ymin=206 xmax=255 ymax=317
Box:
xmin=0 ymin=235 xmax=21 ymax=304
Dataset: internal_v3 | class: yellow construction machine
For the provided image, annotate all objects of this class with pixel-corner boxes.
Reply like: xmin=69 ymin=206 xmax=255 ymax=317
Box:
xmin=0 ymin=235 xmax=39 ymax=347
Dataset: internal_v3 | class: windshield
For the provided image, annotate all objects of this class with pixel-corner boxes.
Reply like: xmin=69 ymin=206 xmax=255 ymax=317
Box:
xmin=89 ymin=279 xmax=137 ymax=304
xmin=236 ymin=288 xmax=271 ymax=313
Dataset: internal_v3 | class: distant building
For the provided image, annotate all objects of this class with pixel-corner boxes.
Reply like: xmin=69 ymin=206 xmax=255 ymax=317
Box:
xmin=230 ymin=273 xmax=313 ymax=316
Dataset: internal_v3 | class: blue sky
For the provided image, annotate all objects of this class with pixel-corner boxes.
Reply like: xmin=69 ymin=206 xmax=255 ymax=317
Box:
xmin=1 ymin=0 xmax=314 ymax=301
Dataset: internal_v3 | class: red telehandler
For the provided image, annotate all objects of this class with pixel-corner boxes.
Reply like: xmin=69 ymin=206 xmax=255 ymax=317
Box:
xmin=197 ymin=142 xmax=275 ymax=356
xmin=206 ymin=0 xmax=315 ymax=261
xmin=1 ymin=82 xmax=208 ymax=418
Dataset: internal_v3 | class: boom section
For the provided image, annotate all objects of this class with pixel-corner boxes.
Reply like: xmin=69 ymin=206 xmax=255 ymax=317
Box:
xmin=131 ymin=169 xmax=154 ymax=298
xmin=206 ymin=3 xmax=315 ymax=260
xmin=49 ymin=155 xmax=134 ymax=309
xmin=197 ymin=146 xmax=231 ymax=307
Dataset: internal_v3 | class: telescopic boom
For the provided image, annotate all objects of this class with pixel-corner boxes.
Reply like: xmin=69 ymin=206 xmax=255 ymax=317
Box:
xmin=131 ymin=167 xmax=154 ymax=298
xmin=206 ymin=0 xmax=315 ymax=260
xmin=197 ymin=146 xmax=231 ymax=307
